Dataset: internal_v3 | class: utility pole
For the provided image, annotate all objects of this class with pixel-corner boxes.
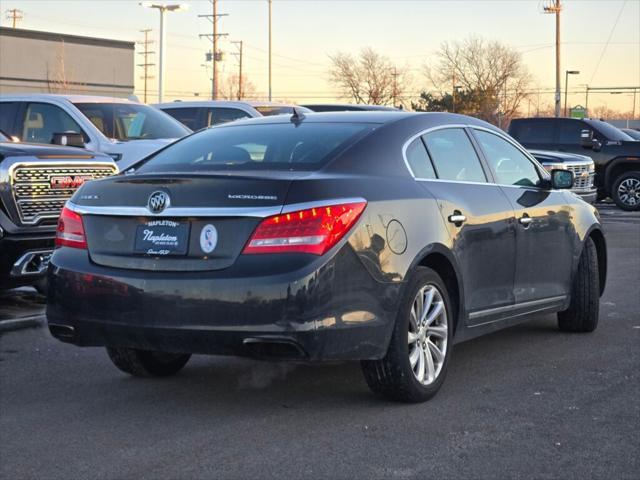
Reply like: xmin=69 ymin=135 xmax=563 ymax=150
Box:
xmin=268 ymin=0 xmax=272 ymax=101
xmin=452 ymin=71 xmax=456 ymax=113
xmin=5 ymin=8 xmax=23 ymax=28
xmin=391 ymin=67 xmax=399 ymax=107
xmin=232 ymin=40 xmax=243 ymax=100
xmin=543 ymin=0 xmax=562 ymax=117
xmin=199 ymin=0 xmax=228 ymax=100
xmin=137 ymin=29 xmax=155 ymax=104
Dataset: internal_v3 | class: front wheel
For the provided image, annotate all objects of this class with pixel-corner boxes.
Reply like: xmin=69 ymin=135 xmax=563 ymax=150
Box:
xmin=106 ymin=347 xmax=191 ymax=377
xmin=611 ymin=171 xmax=640 ymax=211
xmin=361 ymin=267 xmax=453 ymax=403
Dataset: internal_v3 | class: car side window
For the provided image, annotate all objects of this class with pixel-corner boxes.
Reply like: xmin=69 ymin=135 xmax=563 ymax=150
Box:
xmin=0 ymin=102 xmax=20 ymax=136
xmin=474 ymin=130 xmax=541 ymax=187
xmin=405 ymin=137 xmax=436 ymax=179
xmin=207 ymin=108 xmax=251 ymax=126
xmin=422 ymin=128 xmax=486 ymax=183
xmin=163 ymin=107 xmax=205 ymax=130
xmin=558 ymin=120 xmax=586 ymax=145
xmin=20 ymin=103 xmax=84 ymax=144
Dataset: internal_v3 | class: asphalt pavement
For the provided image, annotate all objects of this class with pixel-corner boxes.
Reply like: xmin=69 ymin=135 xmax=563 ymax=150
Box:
xmin=1 ymin=206 xmax=638 ymax=480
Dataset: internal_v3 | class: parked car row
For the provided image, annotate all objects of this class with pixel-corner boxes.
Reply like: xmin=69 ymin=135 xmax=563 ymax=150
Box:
xmin=0 ymin=91 xmax=612 ymax=401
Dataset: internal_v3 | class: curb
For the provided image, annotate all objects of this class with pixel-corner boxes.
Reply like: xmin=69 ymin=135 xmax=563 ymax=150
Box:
xmin=0 ymin=315 xmax=45 ymax=333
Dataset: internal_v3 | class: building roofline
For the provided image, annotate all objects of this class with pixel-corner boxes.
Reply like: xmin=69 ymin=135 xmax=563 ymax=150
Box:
xmin=0 ymin=27 xmax=134 ymax=50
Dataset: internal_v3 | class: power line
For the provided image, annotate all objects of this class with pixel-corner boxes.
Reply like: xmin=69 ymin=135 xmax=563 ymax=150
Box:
xmin=589 ymin=0 xmax=628 ymax=84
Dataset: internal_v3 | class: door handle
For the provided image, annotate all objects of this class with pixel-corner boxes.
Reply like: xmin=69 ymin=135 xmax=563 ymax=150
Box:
xmin=519 ymin=215 xmax=533 ymax=227
xmin=448 ymin=212 xmax=466 ymax=225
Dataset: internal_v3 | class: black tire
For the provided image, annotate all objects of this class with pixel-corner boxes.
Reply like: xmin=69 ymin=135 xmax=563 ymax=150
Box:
xmin=611 ymin=171 xmax=640 ymax=211
xmin=361 ymin=267 xmax=454 ymax=403
xmin=106 ymin=347 xmax=191 ymax=377
xmin=558 ymin=237 xmax=599 ymax=333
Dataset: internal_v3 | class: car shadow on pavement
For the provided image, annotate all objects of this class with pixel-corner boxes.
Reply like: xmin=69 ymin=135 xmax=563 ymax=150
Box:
xmin=89 ymin=313 xmax=566 ymax=411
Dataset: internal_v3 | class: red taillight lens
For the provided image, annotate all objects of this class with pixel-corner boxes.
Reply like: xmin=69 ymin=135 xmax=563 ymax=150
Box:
xmin=55 ymin=206 xmax=87 ymax=249
xmin=243 ymin=201 xmax=367 ymax=255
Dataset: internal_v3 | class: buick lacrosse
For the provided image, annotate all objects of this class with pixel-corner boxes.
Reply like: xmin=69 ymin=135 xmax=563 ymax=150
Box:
xmin=47 ymin=111 xmax=606 ymax=402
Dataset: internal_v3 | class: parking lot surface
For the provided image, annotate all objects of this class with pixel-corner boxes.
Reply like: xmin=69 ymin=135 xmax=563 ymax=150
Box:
xmin=1 ymin=206 xmax=639 ymax=479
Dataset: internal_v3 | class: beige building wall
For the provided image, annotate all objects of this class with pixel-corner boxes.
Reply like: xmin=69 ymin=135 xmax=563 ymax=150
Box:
xmin=0 ymin=27 xmax=134 ymax=98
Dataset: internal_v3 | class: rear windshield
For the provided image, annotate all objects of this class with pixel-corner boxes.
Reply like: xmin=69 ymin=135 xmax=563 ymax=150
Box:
xmin=74 ymin=102 xmax=190 ymax=141
xmin=253 ymin=106 xmax=299 ymax=117
xmin=135 ymin=122 xmax=376 ymax=173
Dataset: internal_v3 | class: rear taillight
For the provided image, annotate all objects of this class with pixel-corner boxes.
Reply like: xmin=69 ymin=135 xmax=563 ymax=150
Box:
xmin=243 ymin=201 xmax=367 ymax=255
xmin=55 ymin=206 xmax=87 ymax=249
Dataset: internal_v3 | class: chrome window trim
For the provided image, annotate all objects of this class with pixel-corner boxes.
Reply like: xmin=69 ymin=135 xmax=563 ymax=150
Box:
xmin=66 ymin=197 xmax=368 ymax=218
xmin=401 ymin=123 xmax=468 ymax=181
xmin=401 ymin=123 xmax=557 ymax=191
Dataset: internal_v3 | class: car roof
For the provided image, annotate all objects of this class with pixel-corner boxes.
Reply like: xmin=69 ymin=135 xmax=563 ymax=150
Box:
xmin=0 ymin=93 xmax=138 ymax=104
xmin=211 ymin=111 xmax=498 ymax=129
xmin=152 ymin=100 xmax=302 ymax=108
xmin=302 ymin=103 xmax=399 ymax=111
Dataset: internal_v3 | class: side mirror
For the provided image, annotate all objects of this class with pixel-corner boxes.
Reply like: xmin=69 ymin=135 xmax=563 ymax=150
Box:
xmin=52 ymin=132 xmax=85 ymax=148
xmin=550 ymin=169 xmax=574 ymax=190
xmin=580 ymin=129 xmax=601 ymax=151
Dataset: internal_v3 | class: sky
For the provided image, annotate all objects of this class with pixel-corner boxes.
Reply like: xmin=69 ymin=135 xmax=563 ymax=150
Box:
xmin=4 ymin=0 xmax=640 ymax=113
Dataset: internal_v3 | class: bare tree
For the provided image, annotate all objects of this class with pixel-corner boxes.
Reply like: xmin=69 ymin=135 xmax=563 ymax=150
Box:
xmin=219 ymin=74 xmax=257 ymax=101
xmin=424 ymin=36 xmax=531 ymax=125
xmin=328 ymin=47 xmax=410 ymax=107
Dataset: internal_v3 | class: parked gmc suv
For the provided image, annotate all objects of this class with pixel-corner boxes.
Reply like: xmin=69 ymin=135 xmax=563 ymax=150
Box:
xmin=1 ymin=136 xmax=117 ymax=291
xmin=509 ymin=118 xmax=640 ymax=210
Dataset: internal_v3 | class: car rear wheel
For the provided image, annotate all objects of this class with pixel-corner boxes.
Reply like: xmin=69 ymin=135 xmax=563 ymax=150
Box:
xmin=557 ymin=237 xmax=599 ymax=332
xmin=361 ymin=267 xmax=453 ymax=403
xmin=106 ymin=347 xmax=191 ymax=377
xmin=612 ymin=171 xmax=640 ymax=211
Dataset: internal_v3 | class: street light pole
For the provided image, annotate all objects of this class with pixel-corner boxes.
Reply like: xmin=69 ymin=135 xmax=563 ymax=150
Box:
xmin=564 ymin=70 xmax=579 ymax=117
xmin=140 ymin=3 xmax=188 ymax=103
xmin=268 ymin=0 xmax=272 ymax=102
xmin=543 ymin=0 xmax=562 ymax=117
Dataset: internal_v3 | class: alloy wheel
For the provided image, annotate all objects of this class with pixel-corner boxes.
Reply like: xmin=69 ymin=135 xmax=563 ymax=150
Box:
xmin=618 ymin=178 xmax=640 ymax=207
xmin=407 ymin=284 xmax=448 ymax=385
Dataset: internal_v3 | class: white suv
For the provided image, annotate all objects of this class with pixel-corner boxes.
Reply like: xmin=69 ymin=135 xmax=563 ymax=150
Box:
xmin=0 ymin=95 xmax=191 ymax=170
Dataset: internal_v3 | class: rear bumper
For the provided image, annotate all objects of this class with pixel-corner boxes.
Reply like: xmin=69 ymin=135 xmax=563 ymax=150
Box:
xmin=46 ymin=246 xmax=402 ymax=361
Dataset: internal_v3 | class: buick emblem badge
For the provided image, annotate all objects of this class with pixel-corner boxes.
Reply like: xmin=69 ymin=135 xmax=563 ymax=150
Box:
xmin=148 ymin=191 xmax=170 ymax=214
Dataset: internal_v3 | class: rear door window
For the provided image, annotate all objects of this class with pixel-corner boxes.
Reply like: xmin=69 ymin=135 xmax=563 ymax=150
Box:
xmin=20 ymin=103 xmax=85 ymax=144
xmin=557 ymin=120 xmax=586 ymax=145
xmin=422 ymin=128 xmax=487 ymax=183
xmin=509 ymin=120 xmax=554 ymax=144
xmin=207 ymin=107 xmax=252 ymax=126
xmin=162 ymin=107 xmax=205 ymax=130
xmin=136 ymin=122 xmax=377 ymax=173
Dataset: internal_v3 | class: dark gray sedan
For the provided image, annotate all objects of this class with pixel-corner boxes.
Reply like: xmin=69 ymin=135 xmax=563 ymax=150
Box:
xmin=47 ymin=112 xmax=606 ymax=402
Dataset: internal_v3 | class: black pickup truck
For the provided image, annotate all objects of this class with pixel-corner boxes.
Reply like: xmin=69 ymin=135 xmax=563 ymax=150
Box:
xmin=509 ymin=117 xmax=640 ymax=211
xmin=1 ymin=136 xmax=116 ymax=291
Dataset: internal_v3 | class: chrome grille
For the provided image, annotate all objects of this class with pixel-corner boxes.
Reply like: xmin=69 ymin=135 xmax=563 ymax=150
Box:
xmin=565 ymin=164 xmax=594 ymax=190
xmin=10 ymin=164 xmax=116 ymax=224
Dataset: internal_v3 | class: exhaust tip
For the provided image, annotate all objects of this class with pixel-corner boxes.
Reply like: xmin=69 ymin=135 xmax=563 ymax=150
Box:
xmin=242 ymin=337 xmax=307 ymax=359
xmin=48 ymin=324 xmax=76 ymax=342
